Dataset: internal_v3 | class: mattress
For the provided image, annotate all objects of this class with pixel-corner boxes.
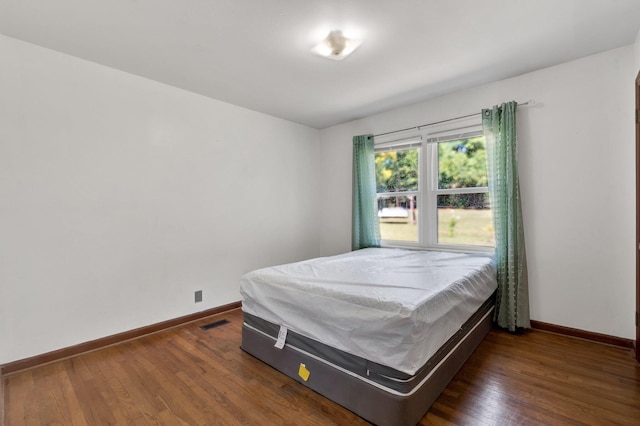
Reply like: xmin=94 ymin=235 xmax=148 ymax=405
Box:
xmin=240 ymin=302 xmax=495 ymax=426
xmin=243 ymin=296 xmax=495 ymax=393
xmin=240 ymin=247 xmax=497 ymax=376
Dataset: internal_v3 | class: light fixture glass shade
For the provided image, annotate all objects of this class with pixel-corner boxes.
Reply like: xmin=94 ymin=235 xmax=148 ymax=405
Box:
xmin=311 ymin=30 xmax=361 ymax=61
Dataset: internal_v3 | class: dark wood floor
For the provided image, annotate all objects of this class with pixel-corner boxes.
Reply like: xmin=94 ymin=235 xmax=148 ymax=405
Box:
xmin=3 ymin=308 xmax=640 ymax=425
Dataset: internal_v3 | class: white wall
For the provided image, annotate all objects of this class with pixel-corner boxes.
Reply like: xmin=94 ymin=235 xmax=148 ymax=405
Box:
xmin=319 ymin=46 xmax=636 ymax=340
xmin=635 ymin=27 xmax=640 ymax=73
xmin=0 ymin=35 xmax=322 ymax=364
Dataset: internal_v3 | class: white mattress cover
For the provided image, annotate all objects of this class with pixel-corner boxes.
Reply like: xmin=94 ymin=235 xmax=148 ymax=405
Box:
xmin=240 ymin=248 xmax=497 ymax=376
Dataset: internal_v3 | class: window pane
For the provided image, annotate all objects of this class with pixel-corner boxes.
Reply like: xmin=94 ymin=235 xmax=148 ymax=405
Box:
xmin=438 ymin=137 xmax=488 ymax=189
xmin=375 ymin=148 xmax=419 ymax=192
xmin=377 ymin=195 xmax=418 ymax=242
xmin=437 ymin=193 xmax=494 ymax=247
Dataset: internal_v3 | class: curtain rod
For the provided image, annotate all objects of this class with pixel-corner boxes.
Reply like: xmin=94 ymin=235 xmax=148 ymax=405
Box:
xmin=373 ymin=99 xmax=535 ymax=138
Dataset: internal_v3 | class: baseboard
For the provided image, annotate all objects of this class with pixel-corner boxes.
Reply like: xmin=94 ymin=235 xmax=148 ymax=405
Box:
xmin=4 ymin=310 xmax=631 ymax=377
xmin=530 ymin=320 xmax=634 ymax=349
xmin=1 ymin=301 xmax=242 ymax=376
xmin=1 ymin=370 xmax=4 ymax=426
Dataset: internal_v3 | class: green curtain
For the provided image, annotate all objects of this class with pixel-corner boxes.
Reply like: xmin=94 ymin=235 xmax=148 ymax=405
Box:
xmin=352 ymin=134 xmax=381 ymax=250
xmin=482 ymin=102 xmax=530 ymax=331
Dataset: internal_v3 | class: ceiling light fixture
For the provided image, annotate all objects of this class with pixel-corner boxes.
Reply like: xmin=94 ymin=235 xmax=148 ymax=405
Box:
xmin=311 ymin=30 xmax=361 ymax=61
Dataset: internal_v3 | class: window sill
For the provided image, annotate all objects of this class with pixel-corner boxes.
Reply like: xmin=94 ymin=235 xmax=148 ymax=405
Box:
xmin=380 ymin=242 xmax=495 ymax=255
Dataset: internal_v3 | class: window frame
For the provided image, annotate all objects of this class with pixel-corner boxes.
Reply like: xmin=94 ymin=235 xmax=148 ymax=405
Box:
xmin=374 ymin=116 xmax=494 ymax=253
xmin=375 ymin=142 xmax=422 ymax=246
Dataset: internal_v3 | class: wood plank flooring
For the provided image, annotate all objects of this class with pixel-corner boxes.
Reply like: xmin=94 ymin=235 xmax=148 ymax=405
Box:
xmin=4 ymin=308 xmax=640 ymax=425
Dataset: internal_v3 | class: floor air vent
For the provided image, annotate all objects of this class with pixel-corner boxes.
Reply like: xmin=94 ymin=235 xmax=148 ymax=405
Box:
xmin=200 ymin=319 xmax=230 ymax=330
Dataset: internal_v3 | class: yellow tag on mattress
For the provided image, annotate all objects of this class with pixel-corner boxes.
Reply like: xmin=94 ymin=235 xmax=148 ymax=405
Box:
xmin=298 ymin=363 xmax=310 ymax=381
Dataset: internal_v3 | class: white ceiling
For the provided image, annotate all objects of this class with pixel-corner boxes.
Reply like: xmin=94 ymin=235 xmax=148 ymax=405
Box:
xmin=1 ymin=0 xmax=639 ymax=129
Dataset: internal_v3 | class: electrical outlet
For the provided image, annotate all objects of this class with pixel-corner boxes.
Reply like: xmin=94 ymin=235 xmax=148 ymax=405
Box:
xmin=195 ymin=290 xmax=203 ymax=303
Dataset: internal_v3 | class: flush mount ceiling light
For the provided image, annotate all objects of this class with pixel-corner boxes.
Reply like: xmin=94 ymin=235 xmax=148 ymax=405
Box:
xmin=311 ymin=30 xmax=361 ymax=61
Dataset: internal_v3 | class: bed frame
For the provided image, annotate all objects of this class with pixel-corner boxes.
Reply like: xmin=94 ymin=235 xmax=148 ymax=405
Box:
xmin=241 ymin=298 xmax=494 ymax=426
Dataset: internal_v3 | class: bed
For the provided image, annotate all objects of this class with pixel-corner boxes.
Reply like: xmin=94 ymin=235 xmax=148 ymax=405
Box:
xmin=240 ymin=248 xmax=497 ymax=425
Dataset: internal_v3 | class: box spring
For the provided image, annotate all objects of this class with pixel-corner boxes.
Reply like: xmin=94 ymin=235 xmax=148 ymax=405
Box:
xmin=241 ymin=297 xmax=494 ymax=426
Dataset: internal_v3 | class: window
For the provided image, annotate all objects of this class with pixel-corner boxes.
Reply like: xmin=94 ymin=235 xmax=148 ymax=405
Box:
xmin=434 ymin=136 xmax=494 ymax=248
xmin=375 ymin=146 xmax=419 ymax=242
xmin=374 ymin=118 xmax=494 ymax=251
